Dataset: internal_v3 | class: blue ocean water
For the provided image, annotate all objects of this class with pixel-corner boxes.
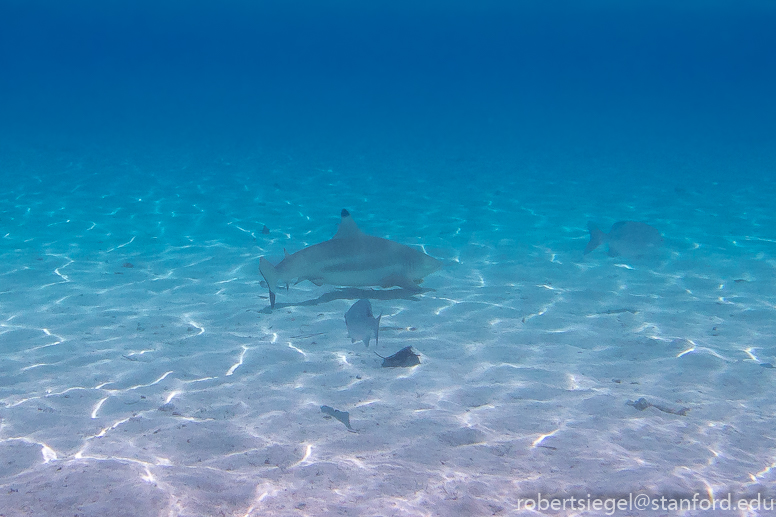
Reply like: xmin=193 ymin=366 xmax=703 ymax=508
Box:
xmin=2 ymin=1 xmax=776 ymax=515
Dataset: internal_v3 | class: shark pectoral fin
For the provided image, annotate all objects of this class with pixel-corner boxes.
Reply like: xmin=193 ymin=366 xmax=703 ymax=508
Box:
xmin=259 ymin=257 xmax=279 ymax=309
xmin=381 ymin=274 xmax=423 ymax=291
xmin=296 ymin=275 xmax=324 ymax=286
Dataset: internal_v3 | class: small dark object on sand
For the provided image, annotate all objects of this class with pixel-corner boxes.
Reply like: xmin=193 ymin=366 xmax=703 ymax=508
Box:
xmin=760 ymin=362 xmax=774 ymax=369
xmin=320 ymin=405 xmax=353 ymax=430
xmin=262 ymin=225 xmax=270 ymax=235
xmin=627 ymin=397 xmax=689 ymax=416
xmin=123 ymin=262 xmax=134 ymax=268
xmin=377 ymin=346 xmax=420 ymax=368
xmin=627 ymin=398 xmax=651 ymax=411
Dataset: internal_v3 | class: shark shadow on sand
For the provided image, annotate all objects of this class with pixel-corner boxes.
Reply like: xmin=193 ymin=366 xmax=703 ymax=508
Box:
xmin=257 ymin=286 xmax=431 ymax=313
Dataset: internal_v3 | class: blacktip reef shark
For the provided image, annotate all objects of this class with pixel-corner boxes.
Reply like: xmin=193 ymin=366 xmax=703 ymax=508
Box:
xmin=259 ymin=209 xmax=442 ymax=308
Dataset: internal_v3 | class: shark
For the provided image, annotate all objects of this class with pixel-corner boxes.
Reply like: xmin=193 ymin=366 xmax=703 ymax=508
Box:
xmin=259 ymin=209 xmax=442 ymax=308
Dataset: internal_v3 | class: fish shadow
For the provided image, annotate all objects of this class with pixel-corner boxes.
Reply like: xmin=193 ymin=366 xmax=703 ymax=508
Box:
xmin=259 ymin=287 xmax=433 ymax=312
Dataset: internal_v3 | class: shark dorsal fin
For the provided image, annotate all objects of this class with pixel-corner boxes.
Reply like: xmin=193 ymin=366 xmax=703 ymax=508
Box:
xmin=284 ymin=248 xmax=290 ymax=258
xmin=333 ymin=209 xmax=363 ymax=239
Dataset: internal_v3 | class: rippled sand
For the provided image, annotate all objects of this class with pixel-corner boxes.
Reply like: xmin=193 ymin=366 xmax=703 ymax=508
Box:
xmin=1 ymin=149 xmax=775 ymax=516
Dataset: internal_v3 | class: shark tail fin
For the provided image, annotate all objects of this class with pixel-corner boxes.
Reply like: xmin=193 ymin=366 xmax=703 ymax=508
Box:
xmin=584 ymin=222 xmax=606 ymax=255
xmin=259 ymin=257 xmax=279 ymax=308
xmin=374 ymin=312 xmax=382 ymax=347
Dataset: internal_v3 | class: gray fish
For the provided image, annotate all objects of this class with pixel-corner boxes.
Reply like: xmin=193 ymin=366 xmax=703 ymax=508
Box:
xmin=259 ymin=209 xmax=441 ymax=308
xmin=345 ymin=299 xmax=381 ymax=347
xmin=378 ymin=346 xmax=420 ymax=368
xmin=584 ymin=221 xmax=663 ymax=258
xmin=320 ymin=405 xmax=353 ymax=430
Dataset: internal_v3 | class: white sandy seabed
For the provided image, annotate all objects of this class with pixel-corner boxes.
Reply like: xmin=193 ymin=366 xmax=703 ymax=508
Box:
xmin=1 ymin=155 xmax=775 ymax=516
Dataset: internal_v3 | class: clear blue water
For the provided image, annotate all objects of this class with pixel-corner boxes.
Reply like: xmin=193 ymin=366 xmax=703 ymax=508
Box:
xmin=1 ymin=2 xmax=776 ymax=515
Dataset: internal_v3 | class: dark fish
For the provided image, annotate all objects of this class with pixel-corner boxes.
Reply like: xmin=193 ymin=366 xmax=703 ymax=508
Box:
xmin=626 ymin=397 xmax=689 ymax=416
xmin=379 ymin=346 xmax=420 ymax=368
xmin=344 ymin=299 xmax=381 ymax=347
xmin=584 ymin=221 xmax=663 ymax=258
xmin=320 ymin=405 xmax=353 ymax=430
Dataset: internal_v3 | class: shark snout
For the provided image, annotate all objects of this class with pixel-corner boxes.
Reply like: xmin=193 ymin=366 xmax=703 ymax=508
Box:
xmin=416 ymin=254 xmax=443 ymax=277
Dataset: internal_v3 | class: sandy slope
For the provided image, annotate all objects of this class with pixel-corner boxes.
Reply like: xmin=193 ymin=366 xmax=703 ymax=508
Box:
xmin=1 ymin=152 xmax=775 ymax=516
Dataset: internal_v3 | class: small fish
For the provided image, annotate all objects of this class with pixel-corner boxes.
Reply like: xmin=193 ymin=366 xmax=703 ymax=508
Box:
xmin=320 ymin=405 xmax=353 ymax=430
xmin=378 ymin=346 xmax=420 ymax=368
xmin=627 ymin=397 xmax=689 ymax=416
xmin=584 ymin=221 xmax=663 ymax=258
xmin=344 ymin=299 xmax=381 ymax=347
xmin=627 ymin=397 xmax=652 ymax=411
